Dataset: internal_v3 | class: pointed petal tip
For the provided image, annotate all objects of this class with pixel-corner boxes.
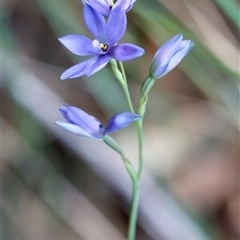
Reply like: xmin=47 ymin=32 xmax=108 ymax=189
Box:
xmin=60 ymin=70 xmax=70 ymax=80
xmin=105 ymin=112 xmax=142 ymax=133
xmin=176 ymin=33 xmax=183 ymax=39
xmin=190 ymin=41 xmax=195 ymax=47
xmin=60 ymin=75 xmax=66 ymax=80
xmin=59 ymin=106 xmax=67 ymax=112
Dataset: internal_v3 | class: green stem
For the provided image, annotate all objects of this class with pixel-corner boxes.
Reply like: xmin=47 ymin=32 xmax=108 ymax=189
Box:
xmin=119 ymin=61 xmax=135 ymax=113
xmin=103 ymin=136 xmax=139 ymax=240
xmin=110 ymin=60 xmax=144 ymax=240
xmin=122 ymin=81 xmax=135 ymax=113
xmin=128 ymin=178 xmax=139 ymax=240
xmin=117 ymin=62 xmax=142 ymax=240
xmin=117 ymin=61 xmax=144 ymax=178
xmin=121 ymin=157 xmax=139 ymax=240
xmin=136 ymin=119 xmax=143 ymax=178
xmin=119 ymin=61 xmax=127 ymax=82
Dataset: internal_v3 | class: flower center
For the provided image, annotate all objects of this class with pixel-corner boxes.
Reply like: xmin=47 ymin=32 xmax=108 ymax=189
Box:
xmin=92 ymin=39 xmax=109 ymax=52
xmin=99 ymin=43 xmax=109 ymax=51
xmin=109 ymin=1 xmax=115 ymax=9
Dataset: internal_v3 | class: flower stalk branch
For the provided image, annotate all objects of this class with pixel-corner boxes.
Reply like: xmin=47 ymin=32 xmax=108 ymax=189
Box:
xmin=111 ymin=60 xmax=144 ymax=239
xmin=103 ymin=135 xmax=139 ymax=240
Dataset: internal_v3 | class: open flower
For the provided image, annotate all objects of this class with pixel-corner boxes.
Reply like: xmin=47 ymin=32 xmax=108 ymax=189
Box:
xmin=150 ymin=34 xmax=194 ymax=79
xmin=59 ymin=5 xmax=144 ymax=80
xmin=55 ymin=106 xmax=142 ymax=139
xmin=82 ymin=0 xmax=136 ymax=17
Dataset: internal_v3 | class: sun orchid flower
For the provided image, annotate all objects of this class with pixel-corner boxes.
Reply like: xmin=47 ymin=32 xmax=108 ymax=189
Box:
xmin=59 ymin=5 xmax=144 ymax=80
xmin=81 ymin=0 xmax=136 ymax=17
xmin=55 ymin=106 xmax=142 ymax=139
xmin=150 ymin=34 xmax=194 ymax=79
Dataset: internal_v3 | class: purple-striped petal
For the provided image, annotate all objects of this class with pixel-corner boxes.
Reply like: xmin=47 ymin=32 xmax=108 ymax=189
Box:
xmin=86 ymin=54 xmax=110 ymax=76
xmin=105 ymin=112 xmax=142 ymax=133
xmin=81 ymin=0 xmax=89 ymax=4
xmin=151 ymin=34 xmax=183 ymax=73
xmin=88 ymin=0 xmax=111 ymax=17
xmin=83 ymin=4 xmax=106 ymax=42
xmin=58 ymin=106 xmax=105 ymax=138
xmin=83 ymin=0 xmax=135 ymax=17
xmin=164 ymin=40 xmax=194 ymax=76
xmin=58 ymin=35 xmax=100 ymax=56
xmin=108 ymin=43 xmax=145 ymax=61
xmin=113 ymin=0 xmax=135 ymax=12
xmin=106 ymin=7 xmax=127 ymax=47
xmin=60 ymin=56 xmax=99 ymax=80
xmin=150 ymin=34 xmax=194 ymax=79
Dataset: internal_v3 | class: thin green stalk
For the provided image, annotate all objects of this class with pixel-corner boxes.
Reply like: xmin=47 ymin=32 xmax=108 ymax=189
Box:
xmin=119 ymin=61 xmax=127 ymax=82
xmin=122 ymin=157 xmax=140 ymax=240
xmin=117 ymin=61 xmax=144 ymax=178
xmin=103 ymin=135 xmax=140 ymax=240
xmin=136 ymin=119 xmax=143 ymax=178
xmin=110 ymin=60 xmax=144 ymax=240
xmin=122 ymin=82 xmax=135 ymax=113
xmin=119 ymin=61 xmax=135 ymax=113
xmin=117 ymin=62 xmax=143 ymax=239
xmin=128 ymin=178 xmax=139 ymax=240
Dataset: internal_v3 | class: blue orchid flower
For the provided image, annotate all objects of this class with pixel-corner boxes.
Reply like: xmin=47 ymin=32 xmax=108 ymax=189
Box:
xmin=55 ymin=106 xmax=142 ymax=139
xmin=81 ymin=0 xmax=136 ymax=17
xmin=150 ymin=34 xmax=194 ymax=79
xmin=59 ymin=5 xmax=144 ymax=80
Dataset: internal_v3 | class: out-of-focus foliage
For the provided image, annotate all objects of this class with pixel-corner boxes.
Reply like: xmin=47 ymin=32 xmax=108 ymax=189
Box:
xmin=2 ymin=0 xmax=239 ymax=239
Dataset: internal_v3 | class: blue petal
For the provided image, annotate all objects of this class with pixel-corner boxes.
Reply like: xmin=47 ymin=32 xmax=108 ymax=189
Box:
xmin=86 ymin=54 xmax=110 ymax=76
xmin=105 ymin=112 xmax=142 ymax=133
xmin=150 ymin=34 xmax=183 ymax=77
xmin=151 ymin=64 xmax=168 ymax=79
xmin=55 ymin=121 xmax=96 ymax=138
xmin=152 ymin=34 xmax=183 ymax=63
xmin=164 ymin=40 xmax=194 ymax=76
xmin=106 ymin=7 xmax=127 ymax=47
xmin=114 ymin=0 xmax=135 ymax=12
xmin=108 ymin=43 xmax=145 ymax=61
xmin=125 ymin=0 xmax=136 ymax=11
xmin=88 ymin=0 xmax=111 ymax=17
xmin=59 ymin=106 xmax=105 ymax=138
xmin=81 ymin=0 xmax=89 ymax=4
xmin=83 ymin=5 xmax=106 ymax=42
xmin=176 ymin=40 xmax=194 ymax=53
xmin=58 ymin=35 xmax=100 ymax=56
xmin=60 ymin=56 xmax=99 ymax=80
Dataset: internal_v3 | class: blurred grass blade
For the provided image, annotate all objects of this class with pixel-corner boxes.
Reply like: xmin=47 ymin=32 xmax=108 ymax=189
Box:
xmin=212 ymin=0 xmax=240 ymax=29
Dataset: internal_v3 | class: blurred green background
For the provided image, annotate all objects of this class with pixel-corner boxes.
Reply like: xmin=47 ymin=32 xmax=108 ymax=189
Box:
xmin=2 ymin=0 xmax=239 ymax=239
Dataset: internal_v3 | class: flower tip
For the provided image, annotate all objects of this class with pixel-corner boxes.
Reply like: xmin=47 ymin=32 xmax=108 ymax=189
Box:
xmin=54 ymin=121 xmax=63 ymax=127
xmin=59 ymin=106 xmax=67 ymax=112
xmin=176 ymin=33 xmax=183 ymax=40
xmin=141 ymin=48 xmax=146 ymax=55
xmin=60 ymin=73 xmax=67 ymax=80
xmin=149 ymin=34 xmax=194 ymax=79
xmin=58 ymin=37 xmax=65 ymax=43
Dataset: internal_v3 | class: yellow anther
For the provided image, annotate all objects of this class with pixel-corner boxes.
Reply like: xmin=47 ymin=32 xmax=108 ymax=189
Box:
xmin=110 ymin=1 xmax=114 ymax=9
xmin=100 ymin=43 xmax=109 ymax=51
